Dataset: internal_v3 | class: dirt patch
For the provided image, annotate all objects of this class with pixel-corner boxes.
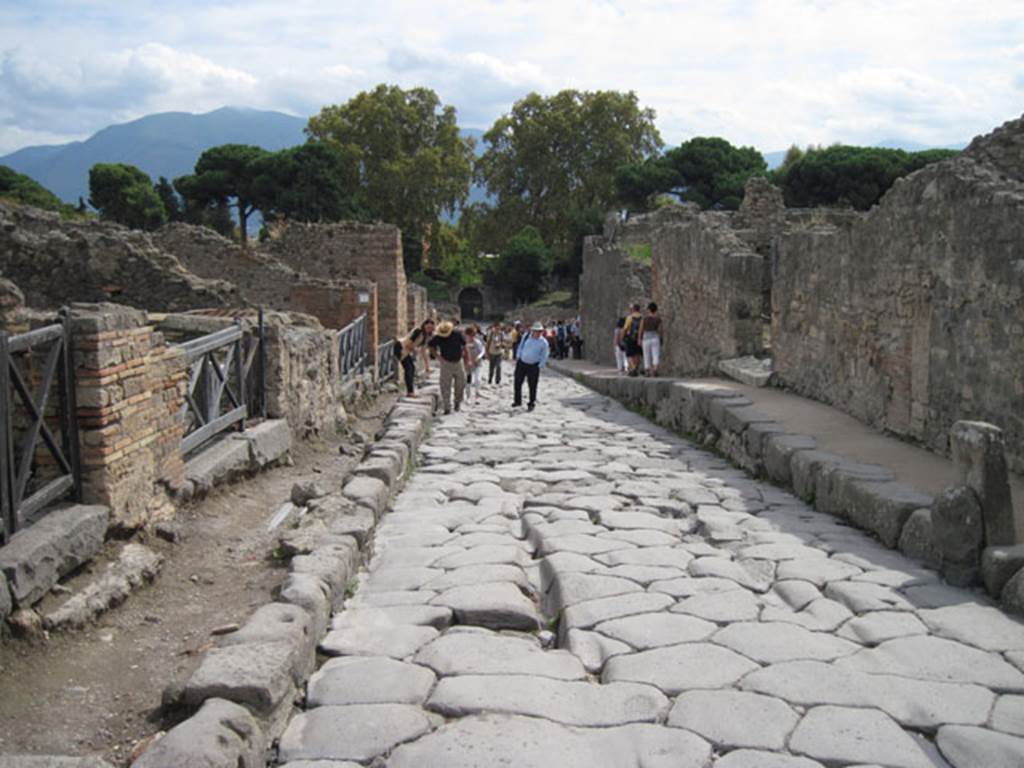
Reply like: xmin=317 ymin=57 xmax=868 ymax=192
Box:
xmin=0 ymin=394 xmax=394 ymax=765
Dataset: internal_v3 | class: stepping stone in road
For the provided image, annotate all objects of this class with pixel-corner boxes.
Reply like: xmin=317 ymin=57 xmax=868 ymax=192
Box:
xmin=414 ymin=628 xmax=585 ymax=679
xmin=307 ymin=656 xmax=437 ymax=706
xmin=430 ymin=583 xmax=541 ymax=631
xmin=667 ymin=690 xmax=799 ymax=750
xmin=426 ymin=675 xmax=668 ymax=727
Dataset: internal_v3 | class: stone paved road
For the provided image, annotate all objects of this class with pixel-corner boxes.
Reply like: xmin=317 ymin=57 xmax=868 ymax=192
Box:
xmin=277 ymin=372 xmax=1024 ymax=767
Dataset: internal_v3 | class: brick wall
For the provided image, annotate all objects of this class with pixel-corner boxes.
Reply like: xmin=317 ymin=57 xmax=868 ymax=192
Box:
xmin=265 ymin=222 xmax=408 ymax=341
xmin=406 ymin=284 xmax=428 ymax=332
xmin=71 ymin=303 xmax=186 ymax=530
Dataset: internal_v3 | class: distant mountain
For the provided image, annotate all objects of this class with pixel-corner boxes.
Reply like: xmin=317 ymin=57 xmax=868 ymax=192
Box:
xmin=0 ymin=107 xmax=309 ymax=204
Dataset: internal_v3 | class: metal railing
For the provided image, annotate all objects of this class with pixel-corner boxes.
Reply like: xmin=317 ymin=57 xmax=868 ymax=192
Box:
xmin=377 ymin=339 xmax=397 ymax=383
xmin=0 ymin=311 xmax=82 ymax=542
xmin=178 ymin=311 xmax=265 ymax=456
xmin=338 ymin=314 xmax=368 ymax=378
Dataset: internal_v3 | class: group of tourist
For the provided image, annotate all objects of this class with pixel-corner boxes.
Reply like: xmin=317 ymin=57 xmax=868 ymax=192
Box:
xmin=393 ymin=317 xmax=556 ymax=414
xmin=614 ymin=302 xmax=663 ymax=377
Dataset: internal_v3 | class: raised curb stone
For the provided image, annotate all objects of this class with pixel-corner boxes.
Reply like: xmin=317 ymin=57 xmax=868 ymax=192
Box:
xmin=131 ymin=698 xmax=263 ymax=768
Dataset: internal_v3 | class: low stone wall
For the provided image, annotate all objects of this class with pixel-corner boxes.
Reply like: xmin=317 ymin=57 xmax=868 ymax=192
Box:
xmin=131 ymin=393 xmax=438 ymax=766
xmin=651 ymin=210 xmax=767 ymax=376
xmin=772 ymin=115 xmax=1024 ymax=473
xmin=0 ymin=202 xmax=235 ymax=312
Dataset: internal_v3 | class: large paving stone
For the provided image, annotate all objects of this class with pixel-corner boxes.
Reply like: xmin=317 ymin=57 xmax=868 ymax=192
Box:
xmin=131 ymin=698 xmax=262 ymax=768
xmin=711 ymin=622 xmax=860 ymax=664
xmin=789 ymin=705 xmax=935 ymax=768
xmin=838 ymin=611 xmax=928 ymax=645
xmin=688 ymin=557 xmax=774 ymax=592
xmin=775 ymin=557 xmax=862 ymax=586
xmin=364 ymin=567 xmax=443 ymax=592
xmin=430 ymin=582 xmax=540 ymax=630
xmin=432 ymin=544 xmax=530 ymax=569
xmin=918 ymin=603 xmax=1024 ymax=652
xmin=836 ymin=635 xmax=1024 ymax=690
xmin=712 ymin=752 xmax=824 ymax=768
xmin=740 ymin=659 xmax=994 ymax=729
xmin=331 ymin=604 xmax=452 ymax=630
xmin=277 ymin=704 xmax=439 ymax=762
xmin=320 ymin=624 xmax=439 ymax=659
xmin=991 ymin=695 xmax=1024 ymax=736
xmin=561 ymin=591 xmax=674 ymax=631
xmin=545 ymin=572 xmax=643 ymax=612
xmin=414 ymin=629 xmax=586 ymax=679
xmin=761 ymin=598 xmax=853 ymax=633
xmin=595 ymin=612 xmax=717 ymax=649
xmin=565 ymin=628 xmax=632 ymax=673
xmin=937 ymin=724 xmax=1024 ymax=768
xmin=824 ymin=580 xmax=915 ymax=612
xmin=0 ymin=504 xmax=108 ymax=605
xmin=594 ymin=546 xmax=694 ymax=569
xmin=307 ymin=657 xmax=436 ymax=706
xmin=424 ymin=563 xmax=531 ymax=591
xmin=667 ymin=690 xmax=799 ymax=750
xmin=427 ymin=674 xmax=668 ymax=726
xmin=602 ymin=643 xmax=759 ymax=695
xmin=670 ymin=589 xmax=761 ymax=623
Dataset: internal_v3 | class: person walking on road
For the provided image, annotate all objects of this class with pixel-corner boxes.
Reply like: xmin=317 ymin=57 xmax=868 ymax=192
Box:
xmin=613 ymin=313 xmax=627 ymax=374
xmin=465 ymin=325 xmax=486 ymax=402
xmin=485 ymin=323 xmax=505 ymax=385
xmin=513 ymin=321 xmax=550 ymax=411
xmin=428 ymin=320 xmax=469 ymax=414
xmin=640 ymin=302 xmax=663 ymax=377
xmin=393 ymin=318 xmax=435 ymax=397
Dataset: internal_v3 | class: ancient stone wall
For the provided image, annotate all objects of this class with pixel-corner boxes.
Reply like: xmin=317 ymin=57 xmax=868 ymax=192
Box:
xmin=70 ymin=303 xmax=186 ymax=530
xmin=0 ymin=202 xmax=235 ymax=312
xmin=406 ymin=284 xmax=429 ymax=329
xmin=733 ymin=176 xmax=787 ymax=251
xmin=265 ymin=222 xmax=408 ymax=341
xmin=651 ymin=209 xmax=768 ymax=376
xmin=773 ymin=114 xmax=1024 ymax=472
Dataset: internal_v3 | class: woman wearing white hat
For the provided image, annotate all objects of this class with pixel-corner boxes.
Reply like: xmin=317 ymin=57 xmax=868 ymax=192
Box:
xmin=513 ymin=321 xmax=550 ymax=411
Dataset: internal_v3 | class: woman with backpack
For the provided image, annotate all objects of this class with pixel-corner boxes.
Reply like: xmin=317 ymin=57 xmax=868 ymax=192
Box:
xmin=621 ymin=303 xmax=644 ymax=377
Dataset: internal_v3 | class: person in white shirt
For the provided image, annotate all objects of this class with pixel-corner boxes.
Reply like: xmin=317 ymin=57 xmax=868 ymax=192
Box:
xmin=464 ymin=326 xmax=486 ymax=401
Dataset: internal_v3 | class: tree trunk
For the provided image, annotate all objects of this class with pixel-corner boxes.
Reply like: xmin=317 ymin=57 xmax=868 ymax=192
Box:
xmin=238 ymin=202 xmax=249 ymax=246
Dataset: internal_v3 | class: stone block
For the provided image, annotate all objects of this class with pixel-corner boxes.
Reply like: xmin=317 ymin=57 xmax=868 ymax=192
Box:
xmin=982 ymin=545 xmax=1024 ymax=597
xmin=898 ymin=508 xmax=941 ymax=569
xmin=291 ymin=544 xmax=359 ymax=606
xmin=692 ymin=387 xmax=745 ymax=422
xmin=356 ymin=454 xmax=401 ymax=488
xmin=789 ymin=450 xmax=844 ymax=504
xmin=763 ymin=434 xmax=816 ymax=486
xmin=718 ymin=356 xmax=774 ymax=387
xmin=326 ymin=509 xmax=376 ymax=549
xmin=342 ymin=476 xmax=390 ymax=518
xmin=721 ymin=405 xmax=774 ymax=437
xmin=279 ymin=572 xmax=332 ymax=640
xmin=239 ymin=419 xmax=292 ymax=468
xmin=933 ymin=486 xmax=985 ymax=586
xmin=1001 ymin=568 xmax=1024 ymax=616
xmin=743 ymin=421 xmax=786 ymax=461
xmin=220 ymin=603 xmax=315 ymax=683
xmin=0 ymin=504 xmax=109 ymax=606
xmin=951 ymin=421 xmax=1017 ymax=546
xmin=0 ymin=758 xmax=114 ymax=767
xmin=846 ymin=480 xmax=934 ymax=549
xmin=814 ymin=462 xmax=894 ymax=517
xmin=185 ymin=436 xmax=251 ymax=494
xmin=184 ymin=640 xmax=296 ymax=715
xmin=131 ymin=698 xmax=263 ymax=768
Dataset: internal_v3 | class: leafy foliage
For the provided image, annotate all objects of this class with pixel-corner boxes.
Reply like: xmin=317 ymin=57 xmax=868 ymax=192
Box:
xmin=616 ymin=136 xmax=767 ymax=211
xmin=253 ymin=141 xmax=365 ymax=223
xmin=0 ymin=165 xmax=79 ymax=216
xmin=174 ymin=144 xmax=270 ymax=243
xmin=773 ymin=145 xmax=960 ymax=210
xmin=153 ymin=176 xmax=183 ymax=221
xmin=307 ymin=84 xmax=475 ymax=267
xmin=88 ymin=163 xmax=167 ymax=230
xmin=430 ymin=222 xmax=481 ymax=288
xmin=474 ymin=90 xmax=662 ymax=273
xmin=491 ymin=226 xmax=553 ymax=303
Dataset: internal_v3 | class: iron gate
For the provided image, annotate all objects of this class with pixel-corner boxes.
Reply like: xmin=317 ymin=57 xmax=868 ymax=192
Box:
xmin=338 ymin=314 xmax=368 ymax=378
xmin=178 ymin=311 xmax=265 ymax=455
xmin=0 ymin=311 xmax=82 ymax=542
xmin=377 ymin=338 xmax=397 ymax=382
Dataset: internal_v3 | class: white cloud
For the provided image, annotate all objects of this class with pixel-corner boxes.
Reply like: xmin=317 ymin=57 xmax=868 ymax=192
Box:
xmin=0 ymin=0 xmax=1022 ymax=154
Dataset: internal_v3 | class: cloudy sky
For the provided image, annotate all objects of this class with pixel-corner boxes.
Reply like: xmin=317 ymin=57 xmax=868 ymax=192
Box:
xmin=1 ymin=0 xmax=1022 ymax=155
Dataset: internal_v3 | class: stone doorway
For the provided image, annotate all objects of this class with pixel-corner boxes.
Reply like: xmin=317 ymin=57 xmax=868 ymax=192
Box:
xmin=458 ymin=287 xmax=485 ymax=320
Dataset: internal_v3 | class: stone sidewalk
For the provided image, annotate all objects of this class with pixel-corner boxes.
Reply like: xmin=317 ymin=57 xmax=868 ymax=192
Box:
xmin=274 ymin=371 xmax=1024 ymax=767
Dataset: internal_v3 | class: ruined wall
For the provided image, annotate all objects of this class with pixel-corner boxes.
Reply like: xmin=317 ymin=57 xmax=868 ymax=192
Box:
xmin=265 ymin=222 xmax=408 ymax=341
xmin=652 ymin=210 xmax=768 ymax=376
xmin=733 ymin=176 xmax=787 ymax=252
xmin=773 ymin=114 xmax=1024 ymax=472
xmin=407 ymin=284 xmax=428 ymax=329
xmin=71 ymin=304 xmax=187 ymax=530
xmin=0 ymin=203 xmax=235 ymax=312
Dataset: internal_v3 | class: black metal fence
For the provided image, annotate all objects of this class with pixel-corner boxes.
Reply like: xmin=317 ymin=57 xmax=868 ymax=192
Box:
xmin=0 ymin=311 xmax=82 ymax=542
xmin=338 ymin=314 xmax=369 ymax=378
xmin=377 ymin=339 xmax=397 ymax=383
xmin=178 ymin=311 xmax=265 ymax=456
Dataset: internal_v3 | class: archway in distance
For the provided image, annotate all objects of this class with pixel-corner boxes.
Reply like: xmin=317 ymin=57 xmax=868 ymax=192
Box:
xmin=458 ymin=287 xmax=485 ymax=320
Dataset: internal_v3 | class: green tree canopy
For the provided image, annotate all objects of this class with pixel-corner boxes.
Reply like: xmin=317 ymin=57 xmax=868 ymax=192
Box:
xmin=0 ymin=165 xmax=77 ymax=216
xmin=253 ymin=141 xmax=365 ymax=223
xmin=491 ymin=225 xmax=553 ymax=303
xmin=175 ymin=144 xmax=270 ymax=243
xmin=774 ymin=145 xmax=960 ymax=210
xmin=307 ymin=84 xmax=474 ymax=266
xmin=88 ymin=163 xmax=167 ymax=230
xmin=616 ymin=136 xmax=767 ymax=211
xmin=475 ymin=90 xmax=662 ymax=268
xmin=153 ymin=176 xmax=182 ymax=222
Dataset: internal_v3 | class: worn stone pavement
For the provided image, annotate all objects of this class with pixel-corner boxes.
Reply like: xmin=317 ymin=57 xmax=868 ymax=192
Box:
xmin=276 ymin=371 xmax=1024 ymax=767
